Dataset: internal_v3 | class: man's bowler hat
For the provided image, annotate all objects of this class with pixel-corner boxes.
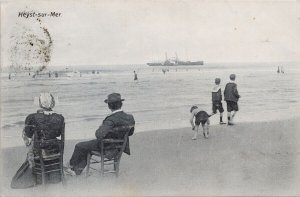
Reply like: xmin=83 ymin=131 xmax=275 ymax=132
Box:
xmin=104 ymin=93 xmax=125 ymax=103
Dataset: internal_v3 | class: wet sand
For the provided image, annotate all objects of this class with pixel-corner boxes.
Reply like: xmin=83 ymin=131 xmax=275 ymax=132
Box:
xmin=1 ymin=119 xmax=300 ymax=196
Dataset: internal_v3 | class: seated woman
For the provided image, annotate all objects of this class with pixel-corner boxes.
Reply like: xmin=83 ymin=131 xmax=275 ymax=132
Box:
xmin=11 ymin=92 xmax=65 ymax=188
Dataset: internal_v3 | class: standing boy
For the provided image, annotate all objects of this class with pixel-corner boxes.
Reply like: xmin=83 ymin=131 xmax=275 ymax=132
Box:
xmin=190 ymin=106 xmax=210 ymax=139
xmin=211 ymin=78 xmax=226 ymax=124
xmin=224 ymin=74 xmax=240 ymax=125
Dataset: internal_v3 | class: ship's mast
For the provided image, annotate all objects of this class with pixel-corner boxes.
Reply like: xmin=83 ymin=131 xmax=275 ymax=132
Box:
xmin=175 ymin=52 xmax=178 ymax=62
xmin=165 ymin=52 xmax=168 ymax=61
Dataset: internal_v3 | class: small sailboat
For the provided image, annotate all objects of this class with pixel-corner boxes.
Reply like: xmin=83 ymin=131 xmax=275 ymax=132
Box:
xmin=64 ymin=67 xmax=82 ymax=77
xmin=66 ymin=70 xmax=81 ymax=77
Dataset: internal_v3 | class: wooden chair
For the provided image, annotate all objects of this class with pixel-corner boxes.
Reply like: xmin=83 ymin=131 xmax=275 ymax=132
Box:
xmin=86 ymin=131 xmax=130 ymax=177
xmin=32 ymin=123 xmax=65 ymax=185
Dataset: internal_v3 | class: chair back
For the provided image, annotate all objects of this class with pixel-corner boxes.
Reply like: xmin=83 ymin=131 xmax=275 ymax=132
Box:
xmin=32 ymin=122 xmax=65 ymax=185
xmin=87 ymin=126 xmax=133 ymax=177
xmin=100 ymin=130 xmax=129 ymax=160
xmin=33 ymin=122 xmax=65 ymax=156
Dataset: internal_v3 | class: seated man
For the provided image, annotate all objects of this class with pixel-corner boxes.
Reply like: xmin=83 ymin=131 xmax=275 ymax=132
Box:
xmin=66 ymin=93 xmax=135 ymax=175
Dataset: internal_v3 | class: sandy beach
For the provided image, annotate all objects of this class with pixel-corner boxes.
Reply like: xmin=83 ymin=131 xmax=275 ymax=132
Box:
xmin=1 ymin=118 xmax=300 ymax=196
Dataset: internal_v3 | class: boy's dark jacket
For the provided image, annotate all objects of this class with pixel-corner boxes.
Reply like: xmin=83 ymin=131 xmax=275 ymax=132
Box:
xmin=224 ymin=82 xmax=240 ymax=102
xmin=212 ymin=85 xmax=222 ymax=103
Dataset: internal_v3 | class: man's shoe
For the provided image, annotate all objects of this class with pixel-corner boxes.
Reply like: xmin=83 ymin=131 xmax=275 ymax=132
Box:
xmin=64 ymin=166 xmax=76 ymax=176
xmin=227 ymin=122 xmax=234 ymax=126
xmin=219 ymin=121 xmax=226 ymax=125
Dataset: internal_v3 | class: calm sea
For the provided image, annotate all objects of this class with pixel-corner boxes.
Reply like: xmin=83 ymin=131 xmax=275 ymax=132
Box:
xmin=1 ymin=62 xmax=300 ymax=147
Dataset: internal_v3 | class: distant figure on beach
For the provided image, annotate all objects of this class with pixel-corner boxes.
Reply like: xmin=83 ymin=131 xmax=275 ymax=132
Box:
xmin=134 ymin=70 xmax=138 ymax=80
xmin=224 ymin=74 xmax=240 ymax=125
xmin=11 ymin=93 xmax=65 ymax=188
xmin=211 ymin=78 xmax=226 ymax=124
xmin=281 ymin=66 xmax=284 ymax=74
xmin=277 ymin=66 xmax=280 ymax=73
xmin=8 ymin=73 xmax=11 ymax=80
xmin=65 ymin=93 xmax=135 ymax=175
xmin=190 ymin=106 xmax=210 ymax=139
xmin=32 ymin=71 xmax=38 ymax=78
xmin=48 ymin=71 xmax=51 ymax=78
xmin=162 ymin=69 xmax=166 ymax=74
xmin=55 ymin=72 xmax=58 ymax=78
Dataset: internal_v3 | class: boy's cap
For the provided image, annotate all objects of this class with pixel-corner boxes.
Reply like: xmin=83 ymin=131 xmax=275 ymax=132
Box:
xmin=230 ymin=74 xmax=236 ymax=80
xmin=215 ymin=78 xmax=221 ymax=84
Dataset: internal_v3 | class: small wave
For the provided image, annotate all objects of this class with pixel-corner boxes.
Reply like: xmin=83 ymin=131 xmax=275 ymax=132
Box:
xmin=15 ymin=120 xmax=24 ymax=125
xmin=130 ymin=108 xmax=154 ymax=113
xmin=2 ymin=98 xmax=33 ymax=103
xmin=55 ymin=83 xmax=74 ymax=86
xmin=26 ymin=83 xmax=47 ymax=87
xmin=84 ymin=117 xmax=100 ymax=121
xmin=5 ymin=112 xmax=28 ymax=118
xmin=2 ymin=121 xmax=24 ymax=129
xmin=2 ymin=124 xmax=15 ymax=129
xmin=81 ymin=82 xmax=99 ymax=85
xmin=2 ymin=85 xmax=23 ymax=89
xmin=71 ymin=114 xmax=104 ymax=122
xmin=288 ymin=100 xmax=298 ymax=103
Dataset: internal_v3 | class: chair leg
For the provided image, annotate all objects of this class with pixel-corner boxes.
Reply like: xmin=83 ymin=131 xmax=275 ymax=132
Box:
xmin=40 ymin=159 xmax=46 ymax=185
xmin=115 ymin=162 xmax=120 ymax=177
xmin=115 ymin=158 xmax=120 ymax=177
xmin=86 ymin=152 xmax=91 ymax=177
xmin=41 ymin=172 xmax=46 ymax=185
xmin=101 ymin=156 xmax=104 ymax=176
xmin=60 ymin=156 xmax=65 ymax=185
xmin=114 ymin=158 xmax=117 ymax=171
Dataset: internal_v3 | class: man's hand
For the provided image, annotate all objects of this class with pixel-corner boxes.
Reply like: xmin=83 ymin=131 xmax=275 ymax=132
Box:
xmin=192 ymin=126 xmax=195 ymax=130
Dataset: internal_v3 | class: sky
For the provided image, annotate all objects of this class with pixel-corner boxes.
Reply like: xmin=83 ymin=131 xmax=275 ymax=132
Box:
xmin=1 ymin=0 xmax=300 ymax=67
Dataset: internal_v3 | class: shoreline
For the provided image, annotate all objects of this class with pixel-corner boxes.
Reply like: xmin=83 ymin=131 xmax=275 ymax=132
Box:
xmin=1 ymin=118 xmax=300 ymax=196
xmin=2 ymin=116 xmax=300 ymax=149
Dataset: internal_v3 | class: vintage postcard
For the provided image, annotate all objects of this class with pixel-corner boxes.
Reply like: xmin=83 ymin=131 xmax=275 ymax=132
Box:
xmin=1 ymin=0 xmax=300 ymax=196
